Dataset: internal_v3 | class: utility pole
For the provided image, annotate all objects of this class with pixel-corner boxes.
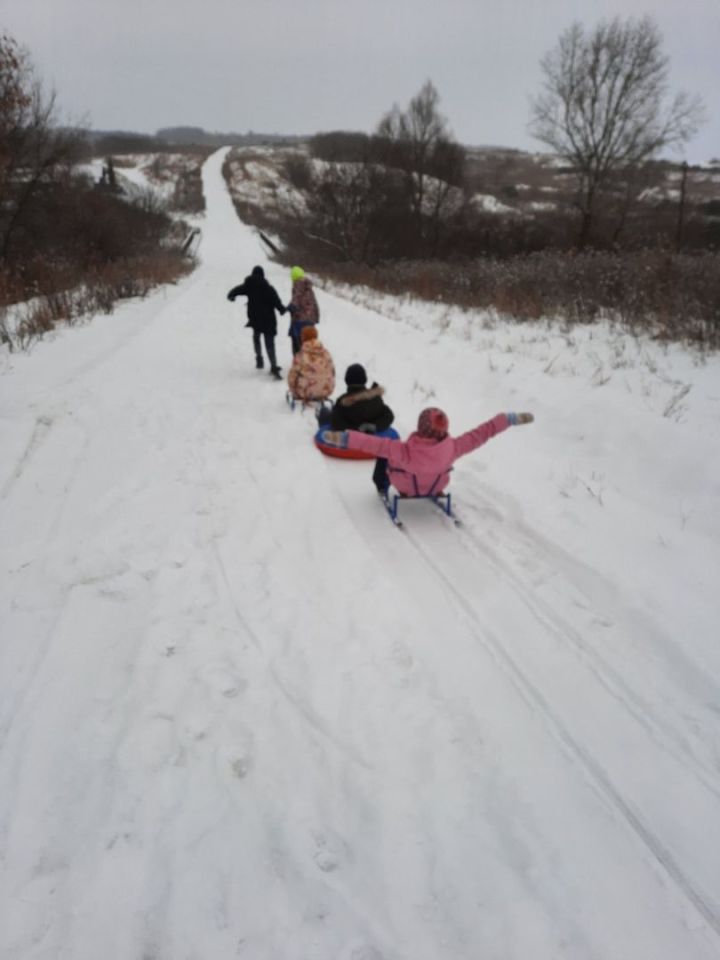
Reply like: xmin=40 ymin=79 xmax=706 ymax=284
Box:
xmin=676 ymin=161 xmax=688 ymax=251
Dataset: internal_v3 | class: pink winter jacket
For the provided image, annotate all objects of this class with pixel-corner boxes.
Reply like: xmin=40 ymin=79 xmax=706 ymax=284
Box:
xmin=287 ymin=340 xmax=335 ymax=401
xmin=346 ymin=413 xmax=510 ymax=495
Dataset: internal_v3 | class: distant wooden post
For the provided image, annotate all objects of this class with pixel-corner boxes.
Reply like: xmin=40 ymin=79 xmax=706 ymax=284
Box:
xmin=676 ymin=161 xmax=688 ymax=251
xmin=110 ymin=157 xmax=118 ymax=190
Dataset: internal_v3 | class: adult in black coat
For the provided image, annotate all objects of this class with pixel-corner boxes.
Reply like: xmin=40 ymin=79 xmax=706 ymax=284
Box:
xmin=328 ymin=363 xmax=395 ymax=492
xmin=227 ymin=266 xmax=287 ymax=376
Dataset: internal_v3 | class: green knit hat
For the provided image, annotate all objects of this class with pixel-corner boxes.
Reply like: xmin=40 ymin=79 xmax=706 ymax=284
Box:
xmin=290 ymin=266 xmax=305 ymax=282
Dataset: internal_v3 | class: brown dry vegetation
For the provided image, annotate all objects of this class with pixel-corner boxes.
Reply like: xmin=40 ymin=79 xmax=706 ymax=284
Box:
xmin=1 ymin=252 xmax=193 ymax=351
xmin=316 ymin=251 xmax=720 ymax=346
xmin=0 ymin=32 xmax=200 ymax=351
xmin=137 ymin=151 xmax=212 ymax=213
xmin=0 ymin=168 xmax=196 ymax=352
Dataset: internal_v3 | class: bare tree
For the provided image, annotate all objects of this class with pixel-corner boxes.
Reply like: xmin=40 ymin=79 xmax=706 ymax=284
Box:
xmin=529 ymin=17 xmax=705 ymax=246
xmin=375 ymin=80 xmax=465 ymax=252
xmin=292 ymin=156 xmax=410 ymax=264
xmin=0 ymin=33 xmax=83 ymax=261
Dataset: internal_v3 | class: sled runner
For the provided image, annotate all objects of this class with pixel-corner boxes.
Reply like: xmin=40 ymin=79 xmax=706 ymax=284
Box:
xmin=287 ymin=395 xmax=335 ymax=418
xmin=381 ymin=488 xmax=460 ymax=528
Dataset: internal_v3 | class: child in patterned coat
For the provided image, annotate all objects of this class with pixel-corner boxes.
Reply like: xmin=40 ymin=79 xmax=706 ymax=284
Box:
xmin=287 ymin=326 xmax=335 ymax=404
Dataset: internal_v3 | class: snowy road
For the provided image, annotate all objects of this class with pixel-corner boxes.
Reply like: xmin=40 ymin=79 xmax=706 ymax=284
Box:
xmin=1 ymin=148 xmax=719 ymax=960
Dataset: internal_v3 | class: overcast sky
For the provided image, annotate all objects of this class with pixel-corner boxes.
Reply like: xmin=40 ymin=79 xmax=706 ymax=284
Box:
xmin=1 ymin=0 xmax=718 ymax=163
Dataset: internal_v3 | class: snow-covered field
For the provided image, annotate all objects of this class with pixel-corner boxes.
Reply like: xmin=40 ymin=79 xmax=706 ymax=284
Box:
xmin=1 ymin=147 xmax=719 ymax=960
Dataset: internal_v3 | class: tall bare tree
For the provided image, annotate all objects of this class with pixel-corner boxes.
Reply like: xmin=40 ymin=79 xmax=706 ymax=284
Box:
xmin=529 ymin=17 xmax=705 ymax=246
xmin=375 ymin=80 xmax=465 ymax=252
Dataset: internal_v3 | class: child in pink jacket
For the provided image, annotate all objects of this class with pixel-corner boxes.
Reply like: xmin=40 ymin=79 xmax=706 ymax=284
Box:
xmin=322 ymin=406 xmax=533 ymax=495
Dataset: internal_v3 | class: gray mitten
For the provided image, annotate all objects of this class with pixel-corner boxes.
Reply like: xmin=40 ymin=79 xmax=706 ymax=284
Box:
xmin=507 ymin=412 xmax=534 ymax=426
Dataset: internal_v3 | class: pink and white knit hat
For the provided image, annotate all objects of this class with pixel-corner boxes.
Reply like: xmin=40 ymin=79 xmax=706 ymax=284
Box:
xmin=417 ymin=407 xmax=449 ymax=439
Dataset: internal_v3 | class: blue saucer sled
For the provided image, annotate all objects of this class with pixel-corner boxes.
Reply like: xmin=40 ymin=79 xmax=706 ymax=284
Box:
xmin=314 ymin=427 xmax=400 ymax=460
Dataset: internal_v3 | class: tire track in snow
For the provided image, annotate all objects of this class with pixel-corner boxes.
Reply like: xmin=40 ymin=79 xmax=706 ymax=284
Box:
xmin=0 ymin=414 xmax=53 ymax=499
xmin=401 ymin=523 xmax=720 ymax=942
xmin=210 ymin=538 xmax=264 ymax=654
xmin=211 ymin=537 xmax=373 ymax=772
xmin=0 ymin=271 xmax=199 ymax=422
xmin=268 ymin=664 xmax=373 ymax=772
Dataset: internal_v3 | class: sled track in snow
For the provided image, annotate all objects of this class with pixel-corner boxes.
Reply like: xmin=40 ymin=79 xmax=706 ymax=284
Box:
xmin=402 ymin=521 xmax=720 ymax=941
xmin=454 ymin=490 xmax=720 ymax=802
xmin=334 ymin=481 xmax=720 ymax=936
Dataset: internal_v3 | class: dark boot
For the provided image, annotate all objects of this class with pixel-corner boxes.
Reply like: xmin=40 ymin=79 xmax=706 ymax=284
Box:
xmin=373 ymin=458 xmax=389 ymax=493
xmin=270 ymin=366 xmax=283 ymax=380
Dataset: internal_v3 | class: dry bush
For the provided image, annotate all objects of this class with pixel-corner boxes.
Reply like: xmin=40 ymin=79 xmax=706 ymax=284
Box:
xmin=171 ymin=166 xmax=205 ymax=212
xmin=222 ymin=137 xmax=720 ymax=348
xmin=1 ymin=251 xmax=193 ymax=352
xmin=1 ymin=173 xmax=184 ymax=283
xmin=228 ymin=137 xmax=718 ymax=267
xmin=309 ymin=132 xmax=372 ymax=162
xmin=283 ymin=154 xmax=313 ymax=191
xmin=318 ymin=250 xmax=720 ymax=347
xmin=0 ymin=32 xmax=199 ymax=353
xmin=141 ymin=151 xmax=211 ymax=213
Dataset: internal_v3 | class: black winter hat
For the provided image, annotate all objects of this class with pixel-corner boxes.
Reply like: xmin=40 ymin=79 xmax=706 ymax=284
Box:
xmin=251 ymin=265 xmax=265 ymax=278
xmin=345 ymin=363 xmax=367 ymax=386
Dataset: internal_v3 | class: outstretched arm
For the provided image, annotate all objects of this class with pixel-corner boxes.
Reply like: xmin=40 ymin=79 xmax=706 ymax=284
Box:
xmin=272 ymin=288 xmax=286 ymax=314
xmin=322 ymin=430 xmax=406 ymax=461
xmin=453 ymin=412 xmax=533 ymax=458
xmin=227 ymin=283 xmax=247 ymax=301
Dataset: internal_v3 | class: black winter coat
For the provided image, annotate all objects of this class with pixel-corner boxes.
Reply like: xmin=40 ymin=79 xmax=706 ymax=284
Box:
xmin=228 ymin=273 xmax=286 ymax=335
xmin=330 ymin=383 xmax=394 ymax=432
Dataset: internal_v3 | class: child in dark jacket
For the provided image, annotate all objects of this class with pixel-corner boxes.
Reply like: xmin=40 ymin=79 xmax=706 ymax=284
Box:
xmin=323 ymin=406 xmax=534 ymax=495
xmin=329 ymin=364 xmax=395 ymax=432
xmin=322 ymin=363 xmax=395 ymax=491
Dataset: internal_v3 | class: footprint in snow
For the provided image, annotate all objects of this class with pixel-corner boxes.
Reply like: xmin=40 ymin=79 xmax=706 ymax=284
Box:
xmin=215 ymin=736 xmax=254 ymax=781
xmin=200 ymin=661 xmax=248 ymax=699
xmin=345 ymin=944 xmax=385 ymax=960
xmin=312 ymin=831 xmax=349 ymax=873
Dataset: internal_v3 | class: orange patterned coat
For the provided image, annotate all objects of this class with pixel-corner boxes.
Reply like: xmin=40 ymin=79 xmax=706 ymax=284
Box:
xmin=287 ymin=340 xmax=335 ymax=401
